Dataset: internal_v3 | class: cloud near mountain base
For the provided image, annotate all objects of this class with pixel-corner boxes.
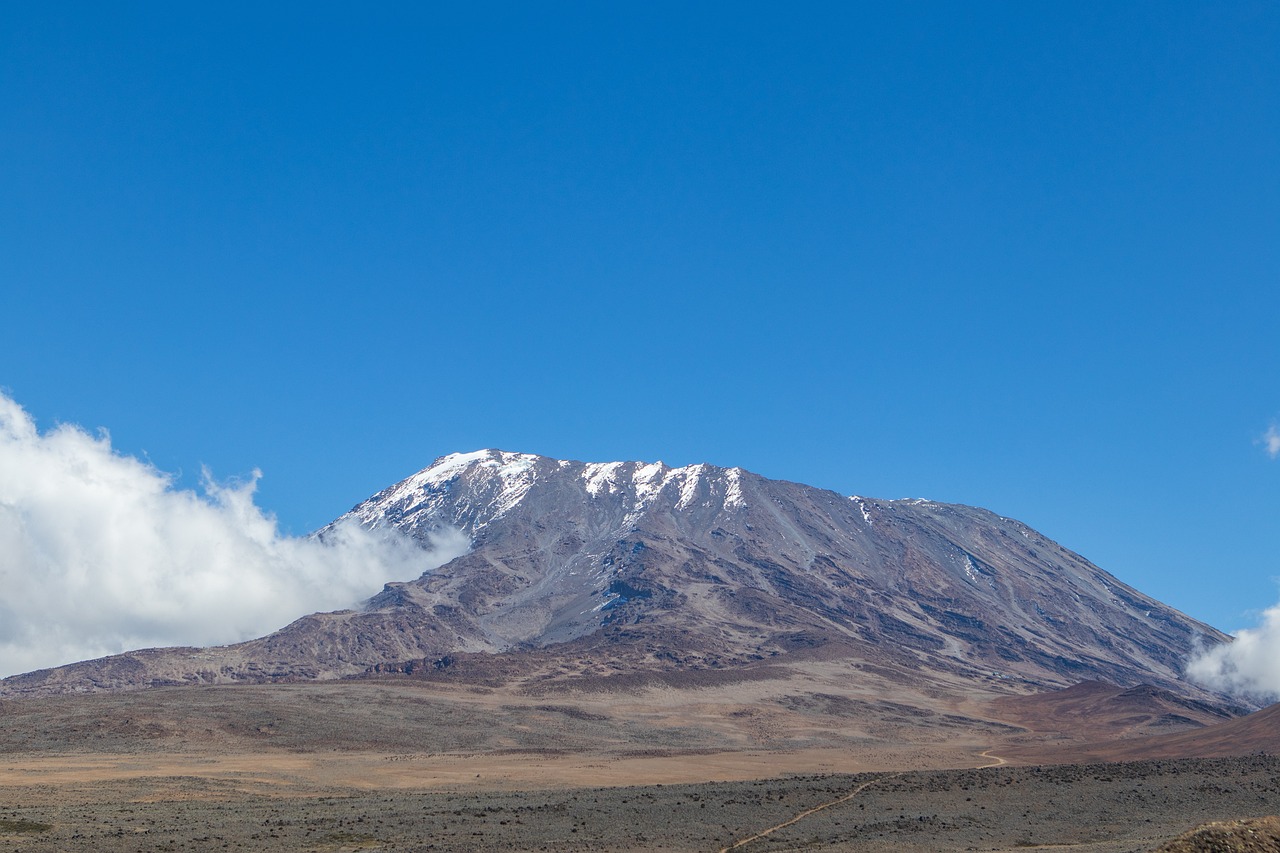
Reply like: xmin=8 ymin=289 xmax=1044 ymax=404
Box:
xmin=1190 ymin=423 xmax=1280 ymax=701
xmin=1186 ymin=604 xmax=1280 ymax=702
xmin=0 ymin=392 xmax=466 ymax=678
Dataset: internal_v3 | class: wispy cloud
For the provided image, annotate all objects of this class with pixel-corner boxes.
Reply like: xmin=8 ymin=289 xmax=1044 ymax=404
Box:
xmin=0 ymin=392 xmax=466 ymax=678
xmin=1265 ymin=423 xmax=1280 ymax=460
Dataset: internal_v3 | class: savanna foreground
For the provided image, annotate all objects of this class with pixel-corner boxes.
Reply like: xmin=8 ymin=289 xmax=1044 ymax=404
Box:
xmin=2 ymin=675 xmax=1278 ymax=851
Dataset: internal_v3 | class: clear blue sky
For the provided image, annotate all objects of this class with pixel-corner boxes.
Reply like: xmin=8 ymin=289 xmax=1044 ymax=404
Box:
xmin=4 ymin=2 xmax=1278 ymax=632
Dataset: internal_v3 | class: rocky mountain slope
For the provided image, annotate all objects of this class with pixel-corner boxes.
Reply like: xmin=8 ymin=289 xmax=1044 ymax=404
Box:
xmin=0 ymin=450 xmax=1231 ymax=699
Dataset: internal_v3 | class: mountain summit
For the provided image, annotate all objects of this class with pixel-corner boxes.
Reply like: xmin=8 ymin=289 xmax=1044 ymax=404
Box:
xmin=0 ymin=450 xmax=1229 ymax=699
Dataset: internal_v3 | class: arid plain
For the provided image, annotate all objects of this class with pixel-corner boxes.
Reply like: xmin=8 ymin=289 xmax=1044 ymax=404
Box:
xmin=3 ymin=657 xmax=1279 ymax=852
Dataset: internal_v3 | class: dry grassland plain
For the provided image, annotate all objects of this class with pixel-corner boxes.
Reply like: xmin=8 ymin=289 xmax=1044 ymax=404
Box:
xmin=2 ymin=680 xmax=1278 ymax=851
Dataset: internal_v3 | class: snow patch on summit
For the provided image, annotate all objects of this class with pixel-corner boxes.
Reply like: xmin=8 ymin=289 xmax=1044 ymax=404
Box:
xmin=354 ymin=450 xmax=542 ymax=533
xmin=582 ymin=461 xmax=675 ymax=501
xmin=394 ymin=450 xmax=538 ymax=495
xmin=676 ymin=464 xmax=708 ymax=509
xmin=358 ymin=452 xmax=753 ymax=541
xmin=581 ymin=459 xmax=739 ymax=514
xmin=632 ymin=461 xmax=670 ymax=503
xmin=724 ymin=467 xmax=746 ymax=509
xmin=850 ymin=496 xmax=874 ymax=525
xmin=582 ymin=462 xmax=625 ymax=497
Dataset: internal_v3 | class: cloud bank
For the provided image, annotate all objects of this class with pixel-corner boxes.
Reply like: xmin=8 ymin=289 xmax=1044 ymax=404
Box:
xmin=1186 ymin=604 xmax=1280 ymax=702
xmin=0 ymin=392 xmax=466 ymax=678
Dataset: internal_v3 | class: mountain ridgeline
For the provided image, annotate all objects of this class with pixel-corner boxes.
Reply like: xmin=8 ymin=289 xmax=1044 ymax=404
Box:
xmin=0 ymin=450 xmax=1229 ymax=698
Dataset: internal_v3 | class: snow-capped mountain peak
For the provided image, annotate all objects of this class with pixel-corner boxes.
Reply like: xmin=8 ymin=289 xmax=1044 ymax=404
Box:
xmin=351 ymin=451 xmax=752 ymax=540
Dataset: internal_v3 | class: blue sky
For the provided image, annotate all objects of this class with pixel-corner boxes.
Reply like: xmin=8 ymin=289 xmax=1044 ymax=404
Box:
xmin=3 ymin=2 xmax=1278 ymax=634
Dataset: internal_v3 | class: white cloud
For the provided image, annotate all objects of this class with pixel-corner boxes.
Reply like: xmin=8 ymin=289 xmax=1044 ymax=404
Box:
xmin=1265 ymin=423 xmax=1280 ymax=460
xmin=0 ymin=392 xmax=466 ymax=678
xmin=1186 ymin=603 xmax=1280 ymax=702
xmin=1192 ymin=421 xmax=1280 ymax=698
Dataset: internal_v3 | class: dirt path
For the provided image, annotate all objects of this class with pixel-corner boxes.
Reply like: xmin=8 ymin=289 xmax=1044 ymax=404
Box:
xmin=716 ymin=750 xmax=1011 ymax=852
xmin=978 ymin=749 xmax=1008 ymax=768
xmin=716 ymin=772 xmax=903 ymax=852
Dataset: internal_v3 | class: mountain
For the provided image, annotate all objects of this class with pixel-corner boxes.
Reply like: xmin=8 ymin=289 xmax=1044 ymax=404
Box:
xmin=0 ymin=450 xmax=1232 ymax=701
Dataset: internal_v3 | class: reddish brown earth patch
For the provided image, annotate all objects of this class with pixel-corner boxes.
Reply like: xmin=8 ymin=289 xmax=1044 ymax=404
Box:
xmin=1003 ymin=700 xmax=1280 ymax=765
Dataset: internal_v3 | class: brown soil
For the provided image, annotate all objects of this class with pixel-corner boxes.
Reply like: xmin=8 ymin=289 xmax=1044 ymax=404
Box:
xmin=1002 ymin=701 xmax=1280 ymax=766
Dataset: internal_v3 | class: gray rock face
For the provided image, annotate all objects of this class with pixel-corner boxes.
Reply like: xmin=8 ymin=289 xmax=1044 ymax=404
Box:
xmin=0 ymin=449 xmax=1229 ymax=697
